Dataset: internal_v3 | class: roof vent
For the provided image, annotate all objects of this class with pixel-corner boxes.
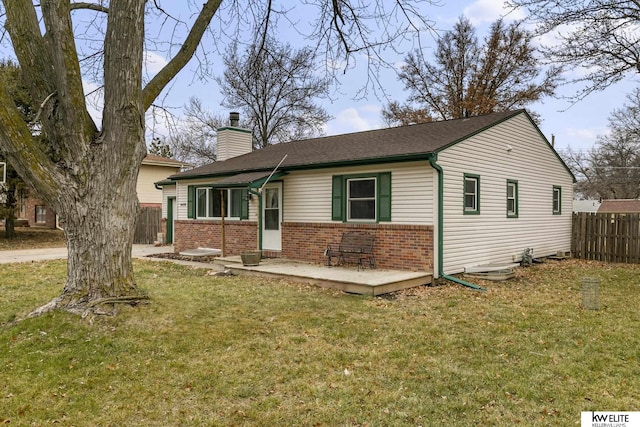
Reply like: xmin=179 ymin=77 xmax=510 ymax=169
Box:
xmin=229 ymin=112 xmax=240 ymax=127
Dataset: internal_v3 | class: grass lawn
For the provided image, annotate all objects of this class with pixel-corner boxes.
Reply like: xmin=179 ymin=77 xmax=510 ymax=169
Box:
xmin=1 ymin=258 xmax=639 ymax=426
xmin=0 ymin=227 xmax=66 ymax=250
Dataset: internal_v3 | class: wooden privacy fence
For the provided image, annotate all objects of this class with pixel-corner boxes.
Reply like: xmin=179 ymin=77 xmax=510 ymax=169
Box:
xmin=572 ymin=212 xmax=640 ymax=263
xmin=134 ymin=206 xmax=162 ymax=244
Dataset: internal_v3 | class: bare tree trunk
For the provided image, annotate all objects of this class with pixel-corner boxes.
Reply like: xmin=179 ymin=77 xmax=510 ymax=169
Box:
xmin=4 ymin=218 xmax=15 ymax=239
xmin=28 ymin=140 xmax=146 ymax=317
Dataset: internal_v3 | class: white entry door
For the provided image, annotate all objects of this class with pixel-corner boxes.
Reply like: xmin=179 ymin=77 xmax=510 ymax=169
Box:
xmin=262 ymin=182 xmax=282 ymax=251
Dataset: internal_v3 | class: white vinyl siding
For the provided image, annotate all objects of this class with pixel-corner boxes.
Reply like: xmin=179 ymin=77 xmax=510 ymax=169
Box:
xmin=161 ymin=185 xmax=176 ymax=218
xmin=438 ymin=113 xmax=573 ymax=274
xmin=284 ymin=161 xmax=434 ymax=225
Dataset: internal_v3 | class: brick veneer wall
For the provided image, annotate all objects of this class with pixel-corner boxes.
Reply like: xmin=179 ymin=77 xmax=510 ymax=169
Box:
xmin=174 ymin=220 xmax=434 ymax=272
xmin=174 ymin=220 xmax=258 ymax=254
xmin=23 ymin=197 xmax=57 ymax=228
xmin=282 ymin=222 xmax=434 ymax=272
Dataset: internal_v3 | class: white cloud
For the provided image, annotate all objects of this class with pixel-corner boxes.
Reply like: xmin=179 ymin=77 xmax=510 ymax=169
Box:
xmin=463 ymin=0 xmax=525 ymax=25
xmin=566 ymin=127 xmax=604 ymax=141
xmin=324 ymin=105 xmax=383 ymax=136
xmin=144 ymin=51 xmax=169 ymax=76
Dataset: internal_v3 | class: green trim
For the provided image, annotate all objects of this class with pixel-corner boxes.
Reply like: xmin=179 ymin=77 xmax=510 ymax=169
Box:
xmin=168 ymin=154 xmax=431 ymax=181
xmin=248 ymin=172 xmax=287 ymax=188
xmin=378 ymin=172 xmax=392 ymax=222
xmin=240 ymin=189 xmax=249 ymax=220
xmin=463 ymin=173 xmax=480 ymax=215
xmin=552 ymin=186 xmax=562 ymax=215
xmin=331 ymin=175 xmax=344 ymax=221
xmin=187 ymin=185 xmax=196 ymax=219
xmin=506 ymin=179 xmax=519 ymax=218
xmin=166 ymin=197 xmax=175 ymax=244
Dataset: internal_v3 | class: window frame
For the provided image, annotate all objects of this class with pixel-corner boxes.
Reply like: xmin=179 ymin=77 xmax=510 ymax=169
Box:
xmin=35 ymin=205 xmax=47 ymax=224
xmin=463 ymin=173 xmax=480 ymax=215
xmin=0 ymin=162 xmax=6 ymax=184
xmin=195 ymin=187 xmax=242 ymax=219
xmin=506 ymin=179 xmax=519 ymax=218
xmin=346 ymin=176 xmax=377 ymax=222
xmin=552 ymin=186 xmax=562 ymax=215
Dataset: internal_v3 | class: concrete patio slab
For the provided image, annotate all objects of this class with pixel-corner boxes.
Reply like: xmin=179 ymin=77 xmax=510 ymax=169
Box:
xmin=216 ymin=256 xmax=432 ymax=296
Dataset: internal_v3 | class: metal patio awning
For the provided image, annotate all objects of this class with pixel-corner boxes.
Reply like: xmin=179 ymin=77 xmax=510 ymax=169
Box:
xmin=209 ymin=171 xmax=287 ymax=188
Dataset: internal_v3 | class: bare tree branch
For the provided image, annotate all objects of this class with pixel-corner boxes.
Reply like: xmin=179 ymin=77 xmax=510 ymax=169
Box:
xmin=70 ymin=2 xmax=109 ymax=13
xmin=142 ymin=0 xmax=222 ymax=110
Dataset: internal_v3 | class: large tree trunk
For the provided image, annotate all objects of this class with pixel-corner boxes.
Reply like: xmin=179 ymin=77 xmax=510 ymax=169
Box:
xmin=28 ymin=130 xmax=147 ymax=317
xmin=0 ymin=0 xmax=220 ymax=318
xmin=56 ymin=164 xmax=142 ymax=315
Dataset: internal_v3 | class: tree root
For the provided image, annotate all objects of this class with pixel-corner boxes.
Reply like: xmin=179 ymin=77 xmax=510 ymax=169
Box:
xmin=26 ymin=296 xmax=64 ymax=319
xmin=86 ymin=295 xmax=150 ymax=308
xmin=20 ymin=295 xmax=150 ymax=321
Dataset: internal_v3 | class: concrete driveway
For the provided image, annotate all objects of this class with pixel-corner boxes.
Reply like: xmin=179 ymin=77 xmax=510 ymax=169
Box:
xmin=0 ymin=245 xmax=174 ymax=264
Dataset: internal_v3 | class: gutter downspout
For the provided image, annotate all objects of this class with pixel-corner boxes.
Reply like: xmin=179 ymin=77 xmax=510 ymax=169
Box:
xmin=428 ymin=154 xmax=486 ymax=292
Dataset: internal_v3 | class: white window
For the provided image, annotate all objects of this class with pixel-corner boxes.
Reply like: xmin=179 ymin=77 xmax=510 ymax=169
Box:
xmin=196 ymin=188 xmax=242 ymax=218
xmin=347 ymin=177 xmax=376 ymax=221
xmin=0 ymin=162 xmax=6 ymax=184
xmin=553 ymin=186 xmax=561 ymax=214
xmin=35 ymin=205 xmax=47 ymax=224
xmin=464 ymin=174 xmax=480 ymax=214
xmin=507 ymin=180 xmax=518 ymax=217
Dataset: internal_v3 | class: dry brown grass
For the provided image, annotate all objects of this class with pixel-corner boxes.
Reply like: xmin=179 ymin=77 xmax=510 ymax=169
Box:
xmin=0 ymin=226 xmax=66 ymax=250
xmin=1 ymin=257 xmax=639 ymax=426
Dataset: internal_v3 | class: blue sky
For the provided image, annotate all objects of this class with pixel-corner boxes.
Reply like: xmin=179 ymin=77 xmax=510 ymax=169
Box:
xmin=141 ymin=0 xmax=638 ymax=154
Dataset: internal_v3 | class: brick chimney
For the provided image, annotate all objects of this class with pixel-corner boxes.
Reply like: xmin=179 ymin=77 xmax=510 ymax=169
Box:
xmin=216 ymin=112 xmax=252 ymax=161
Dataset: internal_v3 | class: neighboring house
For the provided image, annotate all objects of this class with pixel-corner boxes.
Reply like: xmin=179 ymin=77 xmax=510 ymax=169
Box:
xmin=597 ymin=199 xmax=640 ymax=214
xmin=573 ymin=199 xmax=601 ymax=213
xmin=159 ymin=110 xmax=575 ymax=277
xmin=137 ymin=155 xmax=191 ymax=207
xmin=18 ymin=155 xmax=189 ymax=228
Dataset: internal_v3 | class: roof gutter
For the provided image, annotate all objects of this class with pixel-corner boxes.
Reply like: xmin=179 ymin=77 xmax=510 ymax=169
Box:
xmin=428 ymin=153 xmax=486 ymax=291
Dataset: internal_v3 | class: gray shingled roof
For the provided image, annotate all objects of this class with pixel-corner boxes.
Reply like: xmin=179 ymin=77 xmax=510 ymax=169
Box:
xmin=170 ymin=109 xmax=527 ymax=180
